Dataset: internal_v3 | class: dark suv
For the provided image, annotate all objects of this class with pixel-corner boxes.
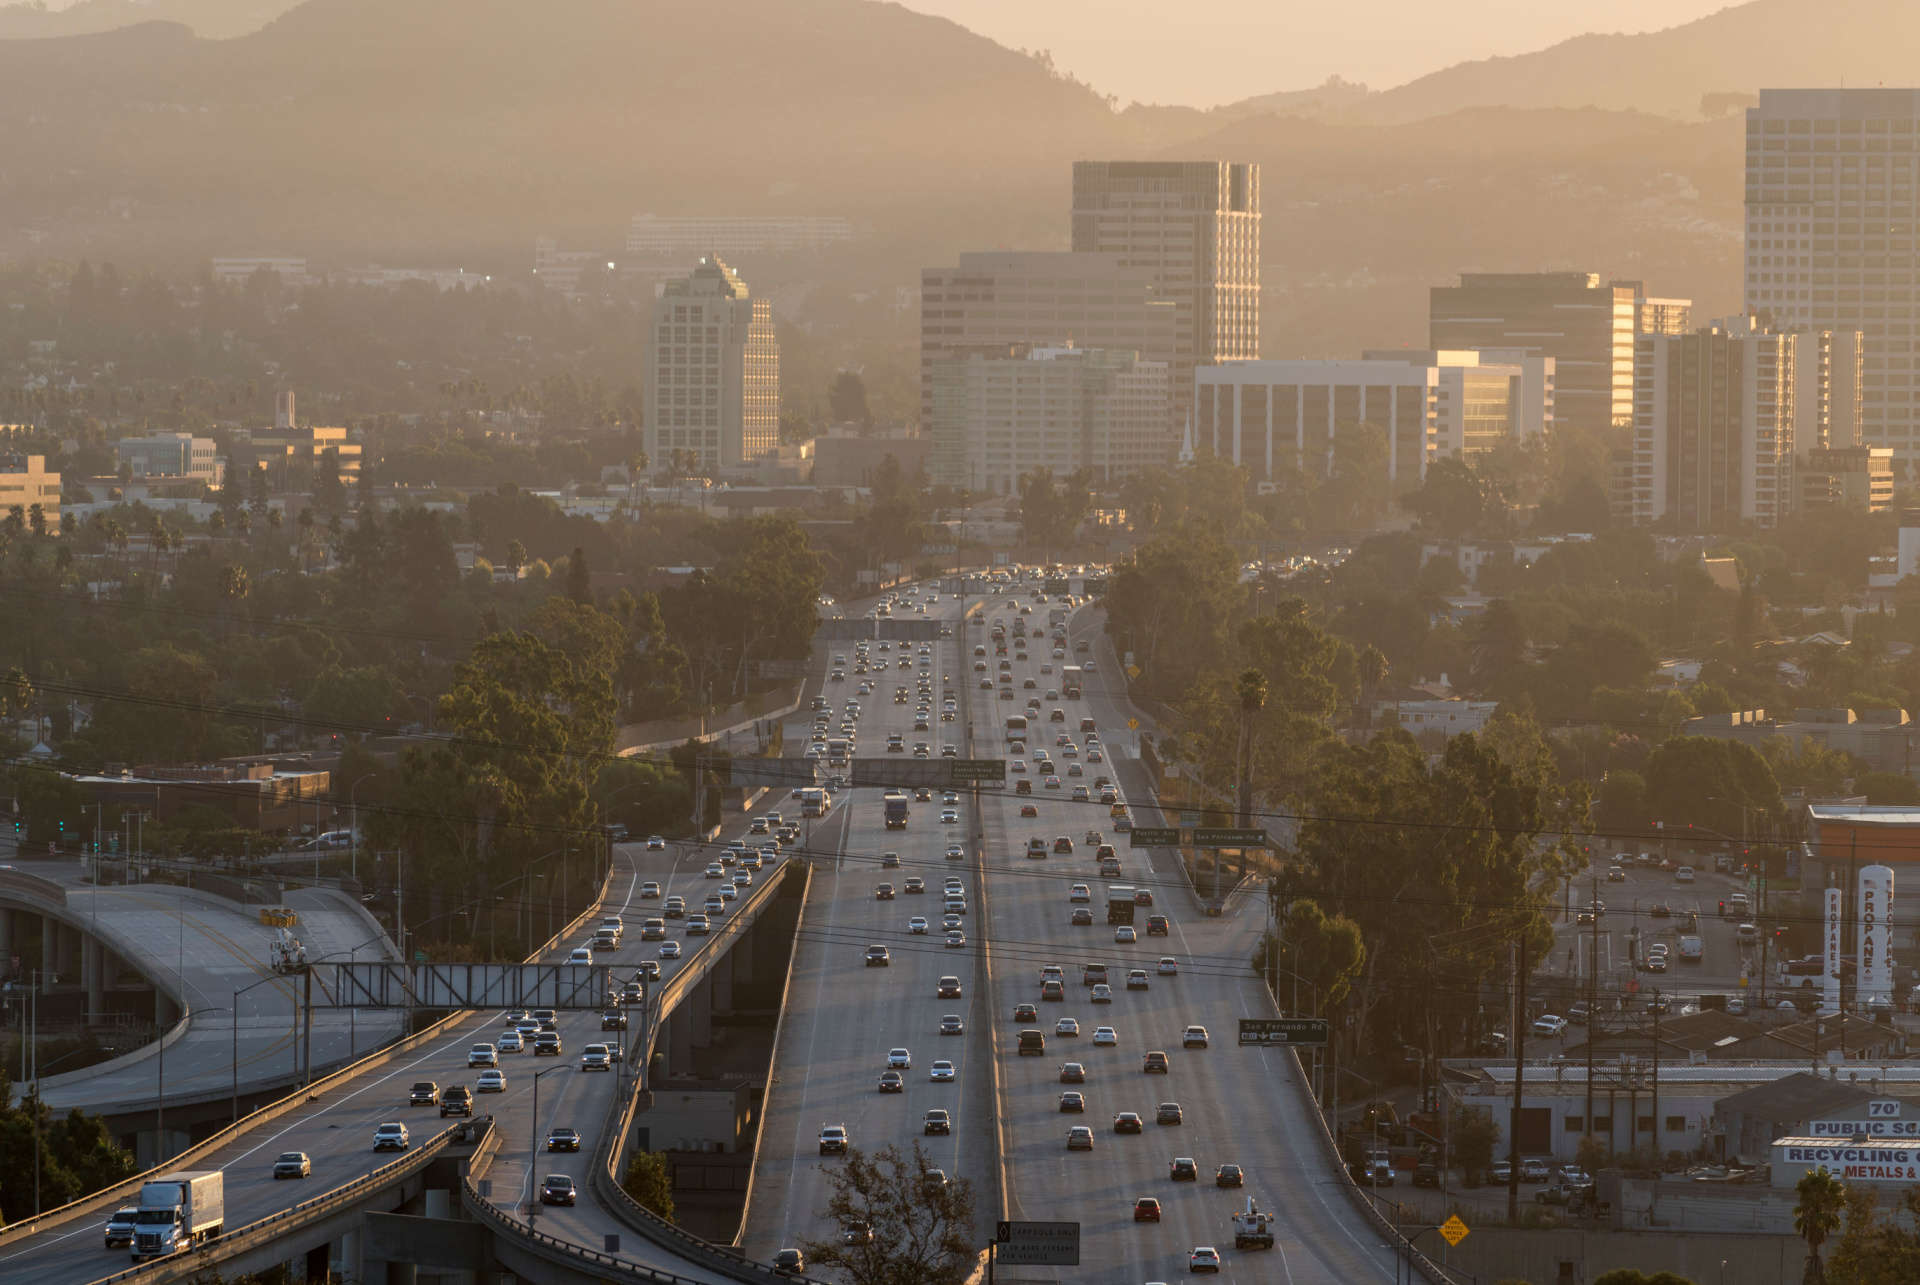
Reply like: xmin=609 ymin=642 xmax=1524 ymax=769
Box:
xmin=439 ymin=1085 xmax=473 ymax=1117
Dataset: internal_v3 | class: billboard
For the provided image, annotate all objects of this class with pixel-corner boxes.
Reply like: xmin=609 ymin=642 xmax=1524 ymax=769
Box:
xmin=1861 ymin=865 xmax=1895 ymax=1006
xmin=1824 ymin=885 xmax=1844 ymax=1014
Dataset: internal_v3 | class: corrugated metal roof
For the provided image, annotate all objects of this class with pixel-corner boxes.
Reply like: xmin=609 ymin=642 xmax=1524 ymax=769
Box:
xmin=1808 ymin=804 xmax=1920 ymax=826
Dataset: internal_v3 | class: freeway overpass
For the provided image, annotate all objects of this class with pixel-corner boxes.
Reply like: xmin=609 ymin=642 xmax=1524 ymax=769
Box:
xmin=0 ymin=571 xmax=1446 ymax=1285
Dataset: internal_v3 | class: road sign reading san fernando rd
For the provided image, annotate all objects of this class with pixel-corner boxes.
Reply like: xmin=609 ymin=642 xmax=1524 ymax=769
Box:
xmin=995 ymin=1220 xmax=1080 ymax=1266
xmin=1239 ymin=1017 xmax=1330 ymax=1047
xmin=1194 ymin=827 xmax=1269 ymax=848
xmin=1128 ymin=827 xmax=1182 ymax=847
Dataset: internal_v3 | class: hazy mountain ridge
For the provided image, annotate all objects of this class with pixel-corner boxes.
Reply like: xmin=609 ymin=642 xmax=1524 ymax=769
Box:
xmin=0 ymin=0 xmax=283 ymax=39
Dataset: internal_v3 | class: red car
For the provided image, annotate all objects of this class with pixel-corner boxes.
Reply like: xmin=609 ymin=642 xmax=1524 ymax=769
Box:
xmin=1133 ymin=1197 xmax=1161 ymax=1222
xmin=1020 ymin=804 xmax=1039 ymax=817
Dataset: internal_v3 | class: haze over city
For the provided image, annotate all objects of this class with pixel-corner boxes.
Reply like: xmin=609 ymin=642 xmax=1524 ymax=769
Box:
xmin=1 ymin=3 xmax=1920 ymax=1285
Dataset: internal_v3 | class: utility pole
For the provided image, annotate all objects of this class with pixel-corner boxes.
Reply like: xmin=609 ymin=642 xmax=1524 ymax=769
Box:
xmin=1651 ymin=988 xmax=1662 ymax=1169
xmin=1508 ymin=932 xmax=1527 ymax=1225
xmin=1586 ymin=875 xmax=1599 ymax=1161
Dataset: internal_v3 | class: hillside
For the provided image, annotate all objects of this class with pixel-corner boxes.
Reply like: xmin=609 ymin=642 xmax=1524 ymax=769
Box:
xmin=0 ymin=0 xmax=1126 ymax=258
xmin=0 ymin=0 xmax=284 ymax=39
xmin=1356 ymin=0 xmax=1920 ymax=122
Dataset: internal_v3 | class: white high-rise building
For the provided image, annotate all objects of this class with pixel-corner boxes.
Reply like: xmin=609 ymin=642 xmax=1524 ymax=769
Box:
xmin=644 ymin=257 xmax=779 ymax=473
xmin=929 ymin=347 xmax=1169 ymax=494
xmin=1193 ymin=350 xmax=1553 ymax=485
xmin=1745 ymin=89 xmax=1920 ymax=472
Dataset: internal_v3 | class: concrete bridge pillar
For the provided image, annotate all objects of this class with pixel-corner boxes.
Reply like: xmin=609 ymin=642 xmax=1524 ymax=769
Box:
xmin=56 ymin=922 xmax=79 ymax=981
xmin=39 ymin=914 xmax=55 ymax=984
xmin=338 ymin=1227 xmax=361 ymax=1284
xmin=689 ymin=974 xmax=713 ymax=1050
xmin=667 ymin=1001 xmax=693 ymax=1077
xmin=0 ymin=906 xmax=12 ymax=962
xmin=83 ymin=938 xmax=103 ymax=1022
xmin=710 ymin=949 xmax=734 ymax=1014
xmin=423 ymin=1187 xmax=451 ymax=1219
xmin=733 ymin=923 xmax=757 ymax=987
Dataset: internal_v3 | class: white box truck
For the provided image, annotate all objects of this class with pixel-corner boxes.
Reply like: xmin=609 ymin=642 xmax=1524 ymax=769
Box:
xmin=131 ymin=1170 xmax=224 ymax=1260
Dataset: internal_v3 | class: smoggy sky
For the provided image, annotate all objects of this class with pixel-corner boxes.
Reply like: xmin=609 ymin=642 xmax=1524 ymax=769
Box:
xmin=904 ymin=0 xmax=1739 ymax=108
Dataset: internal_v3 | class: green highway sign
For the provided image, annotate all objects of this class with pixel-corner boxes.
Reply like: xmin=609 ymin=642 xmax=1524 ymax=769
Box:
xmin=1082 ymin=577 xmax=1108 ymax=595
xmin=949 ymin=759 xmax=1007 ymax=783
xmin=1044 ymin=577 xmax=1069 ymax=594
xmin=1194 ymin=828 xmax=1269 ymax=848
xmin=1239 ymin=1017 xmax=1329 ymax=1047
xmin=1128 ymin=827 xmax=1182 ymax=848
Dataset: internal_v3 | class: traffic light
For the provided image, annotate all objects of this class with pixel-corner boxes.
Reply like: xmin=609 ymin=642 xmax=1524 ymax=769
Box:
xmin=1718 ymin=900 xmax=1725 ymax=916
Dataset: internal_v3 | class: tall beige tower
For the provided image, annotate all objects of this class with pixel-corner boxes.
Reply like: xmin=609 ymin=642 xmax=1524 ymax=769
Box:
xmin=1071 ymin=161 xmax=1260 ymax=432
xmin=1745 ymin=89 xmax=1920 ymax=474
xmin=645 ymin=256 xmax=779 ymax=473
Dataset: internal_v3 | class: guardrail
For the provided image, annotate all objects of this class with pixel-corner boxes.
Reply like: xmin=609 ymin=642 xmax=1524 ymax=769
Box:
xmin=0 ymin=863 xmax=616 ymax=1246
xmin=595 ymin=858 xmax=816 ymax=1283
xmin=726 ymin=862 xmax=812 ymax=1248
xmin=80 ymin=1120 xmax=469 ymax=1285
xmin=460 ymin=1168 xmax=720 ymax=1285
xmin=1267 ymin=973 xmax=1454 ymax=1285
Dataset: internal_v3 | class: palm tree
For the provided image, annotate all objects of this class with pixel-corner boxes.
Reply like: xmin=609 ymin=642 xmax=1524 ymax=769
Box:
xmin=1794 ymin=1168 xmax=1846 ymax=1283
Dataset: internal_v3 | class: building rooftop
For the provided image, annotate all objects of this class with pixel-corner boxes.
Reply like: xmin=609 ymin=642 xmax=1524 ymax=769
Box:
xmin=1807 ymin=803 xmax=1920 ymax=827
xmin=1717 ymin=1071 xmax=1878 ymax=1122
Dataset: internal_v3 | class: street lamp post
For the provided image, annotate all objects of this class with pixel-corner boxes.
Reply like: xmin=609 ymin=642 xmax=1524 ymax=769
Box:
xmin=528 ymin=1064 xmax=573 ymax=1226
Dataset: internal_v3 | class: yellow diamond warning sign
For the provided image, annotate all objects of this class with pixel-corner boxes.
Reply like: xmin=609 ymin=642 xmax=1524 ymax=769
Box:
xmin=1438 ymin=1215 xmax=1469 ymax=1247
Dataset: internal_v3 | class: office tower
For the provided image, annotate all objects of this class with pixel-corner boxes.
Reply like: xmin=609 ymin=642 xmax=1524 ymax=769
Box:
xmin=1071 ymin=161 xmax=1260 ymax=419
xmin=920 ymin=252 xmax=1178 ymax=481
xmin=1192 ymin=350 xmax=1553 ymax=487
xmin=1630 ymin=320 xmax=1800 ymax=530
xmin=928 ymin=347 xmax=1169 ymax=494
xmin=0 ymin=455 xmax=60 ymax=532
xmin=1429 ymin=273 xmax=1690 ymax=435
xmin=645 ymin=257 xmax=779 ymax=473
xmin=626 ymin=215 xmax=856 ymax=260
xmin=1745 ymin=89 xmax=1920 ymax=471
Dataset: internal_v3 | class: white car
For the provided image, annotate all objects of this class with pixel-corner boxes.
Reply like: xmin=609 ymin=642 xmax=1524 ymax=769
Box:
xmin=705 ymin=863 xmax=725 ymax=878
xmin=1158 ymin=957 xmax=1179 ymax=975
xmin=1532 ymin=1014 xmax=1570 ymax=1037
xmin=640 ymin=881 xmax=661 ymax=898
xmin=568 ymin=947 xmax=593 ymax=965
xmin=467 ymin=1044 xmax=498 ymax=1068
xmin=1092 ymin=1026 xmax=1117 ymax=1046
xmin=930 ymin=1060 xmax=955 ymax=1082
xmin=888 ymin=1048 xmax=912 ymax=1069
xmin=1070 ymin=885 xmax=1090 ymax=903
xmin=496 ymin=1031 xmax=523 ymax=1054
xmin=660 ymin=941 xmax=682 ymax=959
xmin=1114 ymin=926 xmax=1136 ymax=943
xmin=945 ymin=931 xmax=967 ymax=948
xmin=940 ymin=809 xmax=959 ymax=824
xmin=909 ymin=917 xmax=929 ymax=934
xmin=476 ymin=1069 xmax=506 ymax=1093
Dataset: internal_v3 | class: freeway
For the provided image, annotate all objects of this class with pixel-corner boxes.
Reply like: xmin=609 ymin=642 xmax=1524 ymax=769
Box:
xmin=0 ymin=839 xmax=770 ymax=1285
xmin=2 ymin=867 xmax=405 ymax=1116
xmin=978 ymin=591 xmax=1400 ymax=1283
xmin=741 ymin=586 xmax=997 ymax=1265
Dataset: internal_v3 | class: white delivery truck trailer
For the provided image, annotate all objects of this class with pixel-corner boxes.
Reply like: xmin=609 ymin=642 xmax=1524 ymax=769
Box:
xmin=130 ymin=1170 xmax=224 ymax=1260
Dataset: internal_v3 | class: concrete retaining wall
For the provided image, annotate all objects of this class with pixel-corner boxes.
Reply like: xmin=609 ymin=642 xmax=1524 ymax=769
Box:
xmin=1440 ymin=1225 xmax=1803 ymax=1285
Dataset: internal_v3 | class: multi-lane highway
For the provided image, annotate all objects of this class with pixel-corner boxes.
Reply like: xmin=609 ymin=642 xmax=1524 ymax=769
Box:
xmin=0 ymin=839 xmax=769 ymax=1285
xmin=742 ymin=574 xmax=1401 ymax=1283
xmin=742 ymin=587 xmax=997 ymax=1262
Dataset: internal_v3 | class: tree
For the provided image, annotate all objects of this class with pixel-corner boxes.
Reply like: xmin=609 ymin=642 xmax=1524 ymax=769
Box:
xmin=828 ymin=370 xmax=871 ymax=426
xmin=1451 ymin=1107 xmax=1500 ymax=1182
xmin=1593 ymin=1272 xmax=1698 ymax=1285
xmin=797 ymin=1143 xmax=977 ymax=1285
xmin=1401 ymin=456 xmax=1501 ymax=539
xmin=621 ymin=1151 xmax=675 ymax=1221
xmin=1255 ymin=898 xmax=1365 ymax=1010
xmin=1796 ymin=1168 xmax=1847 ymax=1283
xmin=565 ymin=545 xmax=592 ymax=605
xmin=1104 ymin=525 xmax=1240 ymax=700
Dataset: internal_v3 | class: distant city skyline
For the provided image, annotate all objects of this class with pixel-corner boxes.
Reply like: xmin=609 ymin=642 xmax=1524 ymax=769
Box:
xmin=902 ymin=0 xmax=1735 ymax=108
